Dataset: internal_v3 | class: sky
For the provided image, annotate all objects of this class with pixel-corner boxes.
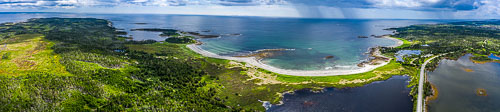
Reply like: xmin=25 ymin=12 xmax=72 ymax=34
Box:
xmin=0 ymin=0 xmax=499 ymax=19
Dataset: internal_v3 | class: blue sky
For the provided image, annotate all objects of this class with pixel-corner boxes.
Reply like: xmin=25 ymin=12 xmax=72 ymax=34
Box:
xmin=0 ymin=0 xmax=499 ymax=19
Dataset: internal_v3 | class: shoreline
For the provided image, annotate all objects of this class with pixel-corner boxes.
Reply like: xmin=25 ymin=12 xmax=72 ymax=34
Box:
xmin=383 ymin=35 xmax=404 ymax=48
xmin=187 ymin=35 xmax=403 ymax=76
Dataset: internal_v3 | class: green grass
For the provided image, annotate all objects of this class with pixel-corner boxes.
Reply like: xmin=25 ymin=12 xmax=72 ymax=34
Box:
xmin=0 ymin=34 xmax=44 ymax=44
xmin=0 ymin=34 xmax=71 ymax=76
xmin=395 ymin=37 xmax=413 ymax=48
xmin=274 ymin=60 xmax=404 ymax=84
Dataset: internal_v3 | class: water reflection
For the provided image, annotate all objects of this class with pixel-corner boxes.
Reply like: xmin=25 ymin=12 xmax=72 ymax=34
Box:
xmin=428 ymin=54 xmax=500 ymax=112
xmin=268 ymin=76 xmax=413 ymax=112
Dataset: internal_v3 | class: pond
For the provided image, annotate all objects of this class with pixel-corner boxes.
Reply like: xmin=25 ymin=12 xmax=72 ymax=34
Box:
xmin=427 ymin=54 xmax=500 ymax=112
xmin=268 ymin=76 xmax=413 ymax=112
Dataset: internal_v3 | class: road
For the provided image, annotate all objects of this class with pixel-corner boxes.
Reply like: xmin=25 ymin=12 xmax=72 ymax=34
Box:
xmin=416 ymin=53 xmax=447 ymax=112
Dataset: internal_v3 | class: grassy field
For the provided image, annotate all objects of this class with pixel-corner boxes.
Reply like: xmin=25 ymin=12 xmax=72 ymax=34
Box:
xmin=272 ymin=60 xmax=410 ymax=86
xmin=395 ymin=37 xmax=414 ymax=48
xmin=0 ymin=34 xmax=71 ymax=76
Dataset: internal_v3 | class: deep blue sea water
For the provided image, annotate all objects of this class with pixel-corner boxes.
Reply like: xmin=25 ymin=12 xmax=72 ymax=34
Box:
xmin=0 ymin=12 xmax=460 ymax=70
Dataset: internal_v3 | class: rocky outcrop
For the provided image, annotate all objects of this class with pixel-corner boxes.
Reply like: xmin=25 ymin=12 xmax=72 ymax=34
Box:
xmin=357 ymin=47 xmax=391 ymax=67
xmin=195 ymin=41 xmax=203 ymax=45
xmin=131 ymin=28 xmax=177 ymax=32
xmin=358 ymin=36 xmax=369 ymax=38
xmin=236 ymin=48 xmax=293 ymax=59
xmin=183 ymin=31 xmax=220 ymax=38
xmin=324 ymin=56 xmax=334 ymax=59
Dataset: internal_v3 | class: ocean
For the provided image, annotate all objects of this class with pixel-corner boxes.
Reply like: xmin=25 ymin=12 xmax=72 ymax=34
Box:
xmin=0 ymin=12 xmax=459 ymax=70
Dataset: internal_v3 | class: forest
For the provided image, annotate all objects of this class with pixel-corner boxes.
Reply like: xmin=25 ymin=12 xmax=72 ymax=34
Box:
xmin=0 ymin=18 xmax=235 ymax=111
xmin=383 ymin=20 xmax=500 ymax=64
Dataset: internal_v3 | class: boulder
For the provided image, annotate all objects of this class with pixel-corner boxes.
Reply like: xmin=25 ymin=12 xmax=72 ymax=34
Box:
xmin=324 ymin=55 xmax=334 ymax=59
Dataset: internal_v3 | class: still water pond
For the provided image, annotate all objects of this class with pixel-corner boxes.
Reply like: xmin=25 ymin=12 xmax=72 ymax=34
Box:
xmin=428 ymin=54 xmax=500 ymax=112
xmin=268 ymin=76 xmax=413 ymax=112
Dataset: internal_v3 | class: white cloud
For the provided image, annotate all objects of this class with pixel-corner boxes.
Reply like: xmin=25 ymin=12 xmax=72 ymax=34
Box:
xmin=366 ymin=0 xmax=443 ymax=8
xmin=131 ymin=0 xmax=149 ymax=3
xmin=477 ymin=0 xmax=500 ymax=15
xmin=454 ymin=0 xmax=500 ymax=18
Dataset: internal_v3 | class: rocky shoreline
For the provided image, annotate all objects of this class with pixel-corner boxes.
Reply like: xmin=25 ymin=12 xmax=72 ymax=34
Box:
xmin=358 ymin=47 xmax=391 ymax=67
xmin=235 ymin=48 xmax=294 ymax=59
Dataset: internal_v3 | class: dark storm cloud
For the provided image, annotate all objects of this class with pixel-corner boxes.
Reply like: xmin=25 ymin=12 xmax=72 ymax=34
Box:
xmin=286 ymin=0 xmax=481 ymax=11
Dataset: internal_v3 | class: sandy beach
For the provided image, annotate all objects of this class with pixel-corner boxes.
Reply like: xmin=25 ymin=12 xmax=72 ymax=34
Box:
xmin=383 ymin=36 xmax=404 ymax=48
xmin=187 ymin=36 xmax=403 ymax=76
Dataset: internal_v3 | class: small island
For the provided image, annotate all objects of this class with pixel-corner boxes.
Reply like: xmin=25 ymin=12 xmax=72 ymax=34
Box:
xmin=182 ymin=31 xmax=220 ymax=38
xmin=131 ymin=28 xmax=179 ymax=37
xmin=324 ymin=55 xmax=334 ymax=59
xmin=358 ymin=36 xmax=368 ymax=38
xmin=461 ymin=67 xmax=474 ymax=72
xmin=476 ymin=88 xmax=487 ymax=96
xmin=133 ymin=22 xmax=148 ymax=25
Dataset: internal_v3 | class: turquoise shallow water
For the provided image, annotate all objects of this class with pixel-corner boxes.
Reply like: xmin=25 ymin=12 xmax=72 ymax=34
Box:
xmin=194 ymin=18 xmax=455 ymax=70
xmin=0 ymin=12 xmax=459 ymax=70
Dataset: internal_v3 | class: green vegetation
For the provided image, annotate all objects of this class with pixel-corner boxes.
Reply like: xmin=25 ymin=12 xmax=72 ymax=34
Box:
xmin=160 ymin=30 xmax=179 ymax=37
xmin=423 ymin=81 xmax=433 ymax=97
xmin=0 ymin=18 xmax=230 ymax=111
xmin=1 ymin=52 xmax=9 ymax=59
xmin=0 ymin=18 xmax=422 ymax=111
xmin=2 ymin=18 xmax=405 ymax=111
xmin=387 ymin=21 xmax=500 ymax=55
xmin=274 ymin=60 xmax=408 ymax=84
xmin=395 ymin=37 xmax=413 ymax=48
xmin=383 ymin=20 xmax=500 ymax=111
xmin=470 ymin=53 xmax=500 ymax=63
xmin=165 ymin=36 xmax=196 ymax=44
xmin=2 ymin=18 xmax=498 ymax=111
xmin=0 ymin=34 xmax=70 ymax=76
xmin=383 ymin=20 xmax=500 ymax=72
xmin=130 ymin=28 xmax=178 ymax=37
